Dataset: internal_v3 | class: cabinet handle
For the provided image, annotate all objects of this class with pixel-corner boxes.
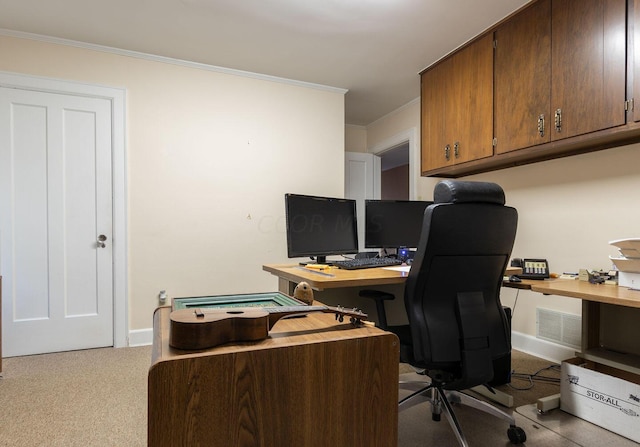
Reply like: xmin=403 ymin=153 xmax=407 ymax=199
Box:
xmin=453 ymin=142 xmax=460 ymax=158
xmin=538 ymin=114 xmax=545 ymax=137
xmin=554 ymin=109 xmax=562 ymax=132
xmin=444 ymin=144 xmax=451 ymax=160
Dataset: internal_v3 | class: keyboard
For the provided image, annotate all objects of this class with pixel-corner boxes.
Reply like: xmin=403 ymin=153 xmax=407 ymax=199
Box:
xmin=330 ymin=257 xmax=403 ymax=270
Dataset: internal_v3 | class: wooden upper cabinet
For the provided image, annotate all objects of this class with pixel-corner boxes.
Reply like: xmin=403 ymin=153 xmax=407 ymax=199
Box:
xmin=494 ymin=0 xmax=551 ymax=154
xmin=495 ymin=0 xmax=626 ymax=155
xmin=551 ymin=0 xmax=626 ymax=140
xmin=421 ymin=34 xmax=493 ymax=173
xmin=422 ymin=0 xmax=629 ymax=176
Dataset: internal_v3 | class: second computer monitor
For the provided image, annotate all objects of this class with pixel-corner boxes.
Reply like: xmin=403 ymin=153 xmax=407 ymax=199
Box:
xmin=364 ymin=199 xmax=432 ymax=249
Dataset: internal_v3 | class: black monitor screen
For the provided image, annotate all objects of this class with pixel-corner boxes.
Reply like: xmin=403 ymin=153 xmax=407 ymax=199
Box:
xmin=364 ymin=200 xmax=432 ymax=249
xmin=285 ymin=193 xmax=359 ymax=263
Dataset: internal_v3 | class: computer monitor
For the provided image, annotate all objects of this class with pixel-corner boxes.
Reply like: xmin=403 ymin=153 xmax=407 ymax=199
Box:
xmin=364 ymin=200 xmax=432 ymax=250
xmin=284 ymin=193 xmax=359 ymax=264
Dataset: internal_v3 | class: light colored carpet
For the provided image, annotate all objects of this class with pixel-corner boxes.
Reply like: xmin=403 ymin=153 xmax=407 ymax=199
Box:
xmin=0 ymin=346 xmax=632 ymax=446
xmin=0 ymin=346 xmax=150 ymax=447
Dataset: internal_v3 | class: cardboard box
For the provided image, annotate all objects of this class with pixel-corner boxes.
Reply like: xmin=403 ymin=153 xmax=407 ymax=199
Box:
xmin=618 ymin=271 xmax=640 ymax=289
xmin=561 ymin=358 xmax=640 ymax=443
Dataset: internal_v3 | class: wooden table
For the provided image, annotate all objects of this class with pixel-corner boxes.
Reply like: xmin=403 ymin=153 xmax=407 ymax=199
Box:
xmin=505 ymin=278 xmax=640 ymax=376
xmin=262 ymin=263 xmax=410 ymax=294
xmin=148 ymin=305 xmax=400 ymax=447
xmin=264 ymin=263 xmax=521 ymax=294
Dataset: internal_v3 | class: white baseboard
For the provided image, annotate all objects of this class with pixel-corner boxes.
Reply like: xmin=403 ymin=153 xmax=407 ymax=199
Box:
xmin=511 ymin=330 xmax=577 ymax=364
xmin=128 ymin=328 xmax=153 ymax=347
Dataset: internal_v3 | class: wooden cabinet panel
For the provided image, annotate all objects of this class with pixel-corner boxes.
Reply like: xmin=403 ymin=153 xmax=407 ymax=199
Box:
xmin=421 ymin=35 xmax=493 ymax=173
xmin=494 ymin=0 xmax=551 ymax=154
xmin=421 ymin=58 xmax=452 ymax=171
xmin=633 ymin=0 xmax=640 ymax=123
xmin=551 ymin=0 xmax=626 ymax=139
xmin=452 ymin=34 xmax=494 ymax=163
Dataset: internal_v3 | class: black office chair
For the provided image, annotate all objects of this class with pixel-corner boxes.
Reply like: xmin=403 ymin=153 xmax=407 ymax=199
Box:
xmin=389 ymin=180 xmax=526 ymax=446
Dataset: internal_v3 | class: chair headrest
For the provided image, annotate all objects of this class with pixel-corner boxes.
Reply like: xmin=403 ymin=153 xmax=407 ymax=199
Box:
xmin=433 ymin=180 xmax=505 ymax=205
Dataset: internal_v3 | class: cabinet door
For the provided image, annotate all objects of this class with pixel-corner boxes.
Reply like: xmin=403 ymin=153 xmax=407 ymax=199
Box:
xmin=451 ymin=34 xmax=494 ymax=163
xmin=551 ymin=0 xmax=626 ymax=140
xmin=634 ymin=0 xmax=640 ymax=123
xmin=421 ymin=58 xmax=454 ymax=172
xmin=494 ymin=0 xmax=551 ymax=154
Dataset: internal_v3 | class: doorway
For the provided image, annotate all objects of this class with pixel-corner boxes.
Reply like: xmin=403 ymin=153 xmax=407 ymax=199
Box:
xmin=370 ymin=126 xmax=419 ymax=201
xmin=0 ymin=72 xmax=127 ymax=355
xmin=380 ymin=142 xmax=410 ymax=200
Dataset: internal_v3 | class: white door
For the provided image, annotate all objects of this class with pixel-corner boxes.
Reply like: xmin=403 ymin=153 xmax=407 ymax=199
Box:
xmin=0 ymin=86 xmax=113 ymax=357
xmin=345 ymin=152 xmax=381 ymax=251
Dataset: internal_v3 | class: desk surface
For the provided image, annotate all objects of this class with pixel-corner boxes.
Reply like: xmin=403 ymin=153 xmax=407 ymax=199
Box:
xmin=263 ymin=263 xmax=409 ymax=290
xmin=265 ymin=263 xmax=521 ymax=291
xmin=504 ymin=278 xmax=640 ymax=309
xmin=504 ymin=277 xmax=640 ymax=375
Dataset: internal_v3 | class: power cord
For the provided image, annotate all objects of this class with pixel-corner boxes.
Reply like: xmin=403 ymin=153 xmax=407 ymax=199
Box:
xmin=510 ymin=288 xmax=519 ymax=319
xmin=507 ymin=364 xmax=561 ymax=391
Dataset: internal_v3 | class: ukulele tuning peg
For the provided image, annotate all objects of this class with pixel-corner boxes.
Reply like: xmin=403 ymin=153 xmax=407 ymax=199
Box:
xmin=338 ymin=314 xmax=344 ymax=323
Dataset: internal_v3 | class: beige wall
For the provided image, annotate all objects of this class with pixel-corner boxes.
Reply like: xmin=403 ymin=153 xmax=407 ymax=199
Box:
xmin=474 ymin=145 xmax=640 ymax=338
xmin=345 ymin=124 xmax=367 ymax=152
xmin=357 ymin=96 xmax=640 ymax=355
xmin=0 ymin=35 xmax=345 ymax=335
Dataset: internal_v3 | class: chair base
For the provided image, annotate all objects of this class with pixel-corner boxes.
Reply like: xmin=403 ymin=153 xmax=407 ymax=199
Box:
xmin=399 ymin=377 xmax=526 ymax=447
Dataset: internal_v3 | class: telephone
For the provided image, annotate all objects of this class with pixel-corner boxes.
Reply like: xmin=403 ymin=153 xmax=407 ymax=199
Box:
xmin=511 ymin=258 xmax=550 ymax=280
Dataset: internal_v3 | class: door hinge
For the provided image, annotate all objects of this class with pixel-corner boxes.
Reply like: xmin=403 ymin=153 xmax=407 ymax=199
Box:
xmin=625 ymin=99 xmax=634 ymax=112
xmin=493 ymin=39 xmax=498 ymax=49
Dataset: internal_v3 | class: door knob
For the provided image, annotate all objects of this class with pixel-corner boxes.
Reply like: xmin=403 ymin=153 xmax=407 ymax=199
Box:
xmin=97 ymin=234 xmax=107 ymax=248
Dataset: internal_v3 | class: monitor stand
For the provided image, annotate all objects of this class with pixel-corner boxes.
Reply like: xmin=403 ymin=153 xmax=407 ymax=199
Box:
xmin=299 ymin=256 xmax=327 ymax=266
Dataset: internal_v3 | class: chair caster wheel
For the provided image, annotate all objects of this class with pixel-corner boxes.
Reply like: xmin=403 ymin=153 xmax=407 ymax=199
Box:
xmin=432 ymin=413 xmax=441 ymax=422
xmin=507 ymin=426 xmax=526 ymax=444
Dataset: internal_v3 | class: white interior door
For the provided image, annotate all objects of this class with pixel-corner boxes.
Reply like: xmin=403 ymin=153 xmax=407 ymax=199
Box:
xmin=345 ymin=152 xmax=381 ymax=251
xmin=0 ymin=86 xmax=113 ymax=357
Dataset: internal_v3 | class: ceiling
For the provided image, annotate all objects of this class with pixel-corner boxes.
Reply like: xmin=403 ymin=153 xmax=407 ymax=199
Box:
xmin=0 ymin=0 xmax=530 ymax=126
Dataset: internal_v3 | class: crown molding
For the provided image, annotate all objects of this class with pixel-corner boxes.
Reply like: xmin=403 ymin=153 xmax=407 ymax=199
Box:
xmin=0 ymin=28 xmax=348 ymax=95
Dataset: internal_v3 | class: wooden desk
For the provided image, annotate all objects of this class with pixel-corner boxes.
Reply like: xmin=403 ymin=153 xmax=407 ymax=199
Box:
xmin=506 ymin=278 xmax=640 ymax=375
xmin=264 ymin=263 xmax=520 ymax=294
xmin=262 ymin=263 xmax=409 ymax=293
xmin=148 ymin=305 xmax=400 ymax=447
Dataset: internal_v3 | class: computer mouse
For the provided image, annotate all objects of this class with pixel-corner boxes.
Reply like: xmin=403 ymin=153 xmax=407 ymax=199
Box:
xmin=509 ymin=275 xmax=522 ymax=283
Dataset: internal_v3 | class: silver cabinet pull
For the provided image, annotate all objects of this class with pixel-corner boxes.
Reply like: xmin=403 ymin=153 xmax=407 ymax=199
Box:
xmin=538 ymin=114 xmax=545 ymax=137
xmin=554 ymin=109 xmax=562 ymax=132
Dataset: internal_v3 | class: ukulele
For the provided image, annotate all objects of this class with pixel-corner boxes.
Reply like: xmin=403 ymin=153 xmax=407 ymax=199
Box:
xmin=169 ymin=305 xmax=368 ymax=350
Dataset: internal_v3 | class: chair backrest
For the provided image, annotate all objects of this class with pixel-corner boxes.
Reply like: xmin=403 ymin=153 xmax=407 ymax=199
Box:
xmin=403 ymin=180 xmax=518 ymax=388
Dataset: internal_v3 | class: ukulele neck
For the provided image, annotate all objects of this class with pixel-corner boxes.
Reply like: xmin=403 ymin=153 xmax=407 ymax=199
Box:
xmin=264 ymin=305 xmax=366 ymax=330
xmin=265 ymin=305 xmax=330 ymax=329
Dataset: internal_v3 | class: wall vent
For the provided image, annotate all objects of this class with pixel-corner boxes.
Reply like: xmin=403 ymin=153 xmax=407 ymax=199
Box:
xmin=536 ymin=308 xmax=581 ymax=349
